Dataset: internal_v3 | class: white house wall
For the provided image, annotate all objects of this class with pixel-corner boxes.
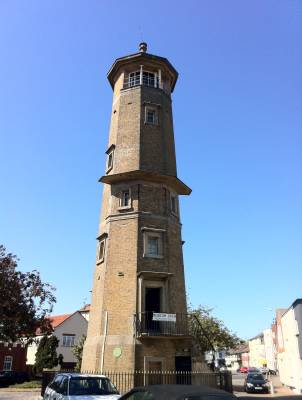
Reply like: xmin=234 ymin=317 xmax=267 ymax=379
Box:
xmin=279 ymin=307 xmax=302 ymax=394
xmin=26 ymin=312 xmax=88 ymax=366
xmin=54 ymin=312 xmax=88 ymax=364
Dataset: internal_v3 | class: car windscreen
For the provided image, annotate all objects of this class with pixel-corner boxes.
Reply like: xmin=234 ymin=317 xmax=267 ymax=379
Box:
xmin=248 ymin=374 xmax=264 ymax=381
xmin=69 ymin=377 xmax=119 ymax=395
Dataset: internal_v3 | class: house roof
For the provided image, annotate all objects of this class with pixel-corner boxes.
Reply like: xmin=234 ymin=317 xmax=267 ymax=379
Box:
xmin=35 ymin=313 xmax=72 ymax=335
xmin=49 ymin=314 xmax=72 ymax=328
xmin=228 ymin=343 xmax=249 ymax=355
xmin=79 ymin=304 xmax=90 ymax=312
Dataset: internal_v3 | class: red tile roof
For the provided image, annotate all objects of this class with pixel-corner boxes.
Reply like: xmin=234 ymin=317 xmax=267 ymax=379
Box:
xmin=35 ymin=313 xmax=72 ymax=335
xmin=49 ymin=314 xmax=72 ymax=328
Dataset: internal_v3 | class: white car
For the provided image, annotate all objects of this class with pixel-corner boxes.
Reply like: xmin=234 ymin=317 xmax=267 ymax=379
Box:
xmin=43 ymin=373 xmax=120 ymax=399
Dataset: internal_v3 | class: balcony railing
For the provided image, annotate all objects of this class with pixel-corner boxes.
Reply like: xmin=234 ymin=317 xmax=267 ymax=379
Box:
xmin=134 ymin=312 xmax=190 ymax=338
xmin=123 ymin=76 xmax=161 ymax=90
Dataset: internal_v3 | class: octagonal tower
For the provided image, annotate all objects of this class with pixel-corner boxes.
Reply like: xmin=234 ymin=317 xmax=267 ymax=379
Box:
xmin=82 ymin=43 xmax=192 ymax=373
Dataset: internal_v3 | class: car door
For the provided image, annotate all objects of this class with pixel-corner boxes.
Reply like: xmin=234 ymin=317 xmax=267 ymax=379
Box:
xmin=45 ymin=375 xmax=63 ymax=400
xmin=55 ymin=377 xmax=68 ymax=400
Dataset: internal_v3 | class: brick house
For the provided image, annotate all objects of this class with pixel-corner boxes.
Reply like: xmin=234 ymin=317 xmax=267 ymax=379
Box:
xmin=0 ymin=342 xmax=27 ymax=372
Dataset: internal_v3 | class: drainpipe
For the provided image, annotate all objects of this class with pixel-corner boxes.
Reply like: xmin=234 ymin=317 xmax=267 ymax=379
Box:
xmin=100 ymin=311 xmax=108 ymax=373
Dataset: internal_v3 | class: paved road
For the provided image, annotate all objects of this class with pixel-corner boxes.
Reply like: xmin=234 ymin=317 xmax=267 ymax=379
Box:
xmin=0 ymin=391 xmax=42 ymax=400
xmin=232 ymin=372 xmax=302 ymax=399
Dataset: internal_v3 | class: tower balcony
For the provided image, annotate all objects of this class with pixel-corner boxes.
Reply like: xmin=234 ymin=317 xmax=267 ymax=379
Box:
xmin=134 ymin=312 xmax=191 ymax=339
xmin=122 ymin=69 xmax=163 ymax=90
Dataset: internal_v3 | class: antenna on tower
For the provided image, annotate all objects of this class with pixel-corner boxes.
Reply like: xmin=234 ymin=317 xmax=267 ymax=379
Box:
xmin=138 ymin=25 xmax=143 ymax=42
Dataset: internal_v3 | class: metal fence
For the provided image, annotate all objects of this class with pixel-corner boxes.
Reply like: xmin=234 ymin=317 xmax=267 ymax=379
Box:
xmin=41 ymin=370 xmax=233 ymax=396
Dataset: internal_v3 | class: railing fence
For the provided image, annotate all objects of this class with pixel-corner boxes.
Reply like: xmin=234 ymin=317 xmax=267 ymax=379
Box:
xmin=41 ymin=370 xmax=233 ymax=396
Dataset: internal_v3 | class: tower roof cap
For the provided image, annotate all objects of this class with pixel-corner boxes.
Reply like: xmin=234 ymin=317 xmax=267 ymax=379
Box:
xmin=107 ymin=47 xmax=178 ymax=92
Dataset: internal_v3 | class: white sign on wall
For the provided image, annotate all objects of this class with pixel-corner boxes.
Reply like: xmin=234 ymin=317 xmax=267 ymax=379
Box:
xmin=152 ymin=313 xmax=176 ymax=322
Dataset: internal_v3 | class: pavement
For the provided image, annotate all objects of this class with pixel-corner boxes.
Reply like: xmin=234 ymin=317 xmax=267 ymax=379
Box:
xmin=0 ymin=390 xmax=42 ymax=400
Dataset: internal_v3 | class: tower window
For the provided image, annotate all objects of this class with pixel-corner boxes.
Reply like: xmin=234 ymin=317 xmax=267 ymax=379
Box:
xmin=170 ymin=194 xmax=178 ymax=215
xmin=120 ymin=189 xmax=131 ymax=208
xmin=143 ymin=71 xmax=155 ymax=87
xmin=107 ymin=152 xmax=113 ymax=171
xmin=129 ymin=71 xmax=140 ymax=87
xmin=145 ymin=106 xmax=158 ymax=125
xmin=98 ymin=241 xmax=105 ymax=262
xmin=148 ymin=236 xmax=159 ymax=256
xmin=143 ymin=229 xmax=164 ymax=259
xmin=97 ymin=234 xmax=107 ymax=264
xmin=105 ymin=145 xmax=115 ymax=173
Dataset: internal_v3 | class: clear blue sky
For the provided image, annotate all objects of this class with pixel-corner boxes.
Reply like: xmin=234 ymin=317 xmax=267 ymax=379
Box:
xmin=0 ymin=1 xmax=301 ymax=340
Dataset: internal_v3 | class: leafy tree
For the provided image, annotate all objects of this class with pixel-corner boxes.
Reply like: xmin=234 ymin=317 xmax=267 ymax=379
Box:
xmin=0 ymin=245 xmax=56 ymax=342
xmin=35 ymin=335 xmax=61 ymax=372
xmin=188 ymin=305 xmax=241 ymax=352
xmin=72 ymin=335 xmax=86 ymax=371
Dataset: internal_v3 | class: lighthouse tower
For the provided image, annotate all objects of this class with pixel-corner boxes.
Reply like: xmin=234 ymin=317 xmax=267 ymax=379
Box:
xmin=81 ymin=43 xmax=192 ymax=373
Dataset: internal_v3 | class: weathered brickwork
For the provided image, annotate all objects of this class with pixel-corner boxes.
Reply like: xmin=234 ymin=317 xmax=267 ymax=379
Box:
xmin=82 ymin=44 xmax=192 ymax=373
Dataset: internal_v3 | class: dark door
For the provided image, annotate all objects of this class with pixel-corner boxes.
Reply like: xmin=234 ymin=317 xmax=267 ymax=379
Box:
xmin=145 ymin=288 xmax=161 ymax=333
xmin=175 ymin=356 xmax=192 ymax=384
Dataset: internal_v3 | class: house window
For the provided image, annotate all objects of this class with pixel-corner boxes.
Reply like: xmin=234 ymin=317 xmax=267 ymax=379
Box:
xmin=3 ymin=355 xmax=13 ymax=371
xmin=143 ymin=229 xmax=164 ymax=258
xmin=120 ymin=189 xmax=131 ymax=208
xmin=145 ymin=106 xmax=158 ymax=125
xmin=62 ymin=335 xmax=75 ymax=347
xmin=170 ymin=194 xmax=178 ymax=215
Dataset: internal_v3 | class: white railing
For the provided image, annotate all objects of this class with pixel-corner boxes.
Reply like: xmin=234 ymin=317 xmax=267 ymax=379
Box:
xmin=123 ymin=75 xmax=162 ymax=90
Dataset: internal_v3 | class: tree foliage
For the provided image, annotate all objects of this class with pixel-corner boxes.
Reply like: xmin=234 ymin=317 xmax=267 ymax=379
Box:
xmin=188 ymin=305 xmax=241 ymax=352
xmin=0 ymin=245 xmax=56 ymax=342
xmin=35 ymin=335 xmax=61 ymax=372
xmin=72 ymin=335 xmax=86 ymax=372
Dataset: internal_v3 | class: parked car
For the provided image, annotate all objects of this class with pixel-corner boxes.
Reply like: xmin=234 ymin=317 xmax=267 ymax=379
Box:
xmin=244 ymin=373 xmax=270 ymax=393
xmin=43 ymin=373 xmax=120 ymax=399
xmin=239 ymin=367 xmax=248 ymax=373
xmin=0 ymin=371 xmax=29 ymax=387
xmin=118 ymin=384 xmax=237 ymax=400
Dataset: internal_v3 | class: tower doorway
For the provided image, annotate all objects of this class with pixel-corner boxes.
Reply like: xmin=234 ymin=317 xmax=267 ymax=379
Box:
xmin=145 ymin=287 xmax=161 ymax=333
xmin=175 ymin=356 xmax=192 ymax=384
xmin=145 ymin=287 xmax=161 ymax=312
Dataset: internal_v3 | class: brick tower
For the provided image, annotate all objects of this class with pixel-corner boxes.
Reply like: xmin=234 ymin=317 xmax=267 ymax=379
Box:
xmin=82 ymin=43 xmax=192 ymax=373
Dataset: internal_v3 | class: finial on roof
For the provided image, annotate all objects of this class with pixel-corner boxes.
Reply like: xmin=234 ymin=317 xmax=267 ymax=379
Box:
xmin=139 ymin=42 xmax=147 ymax=53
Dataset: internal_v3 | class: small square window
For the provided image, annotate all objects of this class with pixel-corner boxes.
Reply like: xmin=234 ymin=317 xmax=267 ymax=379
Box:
xmin=145 ymin=107 xmax=157 ymax=125
xmin=148 ymin=236 xmax=159 ymax=256
xmin=147 ymin=110 xmax=155 ymax=124
xmin=143 ymin=230 xmax=164 ymax=259
xmin=62 ymin=335 xmax=75 ymax=347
